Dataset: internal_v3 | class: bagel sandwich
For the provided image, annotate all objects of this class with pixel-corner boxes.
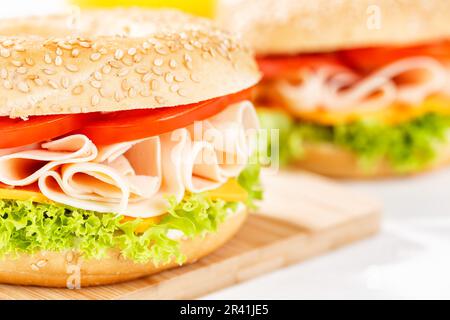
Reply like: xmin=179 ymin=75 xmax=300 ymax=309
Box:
xmin=217 ymin=0 xmax=450 ymax=178
xmin=0 ymin=9 xmax=262 ymax=287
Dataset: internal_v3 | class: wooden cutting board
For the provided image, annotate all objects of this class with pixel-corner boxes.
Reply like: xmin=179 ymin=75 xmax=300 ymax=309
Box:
xmin=0 ymin=170 xmax=381 ymax=300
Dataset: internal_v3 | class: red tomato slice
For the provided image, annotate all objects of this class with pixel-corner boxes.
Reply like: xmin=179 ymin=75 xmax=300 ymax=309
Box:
xmin=78 ymin=88 xmax=253 ymax=145
xmin=257 ymin=54 xmax=343 ymax=79
xmin=339 ymin=41 xmax=450 ymax=72
xmin=0 ymin=114 xmax=86 ymax=149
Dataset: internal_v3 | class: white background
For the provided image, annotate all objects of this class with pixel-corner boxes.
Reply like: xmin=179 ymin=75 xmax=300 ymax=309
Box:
xmin=2 ymin=0 xmax=450 ymax=300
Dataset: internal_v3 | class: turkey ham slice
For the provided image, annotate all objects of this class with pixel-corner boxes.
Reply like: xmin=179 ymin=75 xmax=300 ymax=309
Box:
xmin=0 ymin=134 xmax=97 ymax=186
xmin=0 ymin=101 xmax=258 ymax=218
xmin=276 ymin=56 xmax=450 ymax=114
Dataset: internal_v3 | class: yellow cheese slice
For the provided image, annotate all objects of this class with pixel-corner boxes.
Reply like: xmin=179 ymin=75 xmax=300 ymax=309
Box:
xmin=206 ymin=178 xmax=248 ymax=203
xmin=121 ymin=215 xmax=163 ymax=233
xmin=281 ymin=95 xmax=450 ymax=125
xmin=0 ymin=185 xmax=53 ymax=204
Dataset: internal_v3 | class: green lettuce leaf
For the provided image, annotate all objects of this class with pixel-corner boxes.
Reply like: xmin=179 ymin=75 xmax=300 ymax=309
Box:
xmin=257 ymin=109 xmax=304 ymax=166
xmin=258 ymin=109 xmax=450 ymax=172
xmin=0 ymin=165 xmax=262 ymax=265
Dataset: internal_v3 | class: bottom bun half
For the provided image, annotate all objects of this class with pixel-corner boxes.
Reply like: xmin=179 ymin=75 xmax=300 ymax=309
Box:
xmin=0 ymin=207 xmax=247 ymax=288
xmin=296 ymin=143 xmax=450 ymax=179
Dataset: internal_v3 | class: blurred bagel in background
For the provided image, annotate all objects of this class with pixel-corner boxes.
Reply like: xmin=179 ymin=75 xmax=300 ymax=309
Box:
xmin=217 ymin=0 xmax=450 ymax=178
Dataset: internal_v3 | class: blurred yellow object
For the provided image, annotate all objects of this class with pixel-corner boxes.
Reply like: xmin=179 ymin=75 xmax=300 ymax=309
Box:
xmin=71 ymin=0 xmax=216 ymax=17
xmin=206 ymin=179 xmax=249 ymax=203
xmin=287 ymin=95 xmax=450 ymax=126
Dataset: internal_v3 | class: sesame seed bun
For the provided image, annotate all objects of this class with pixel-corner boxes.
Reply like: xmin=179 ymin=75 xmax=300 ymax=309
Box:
xmin=0 ymin=9 xmax=260 ymax=118
xmin=217 ymin=0 xmax=450 ymax=55
xmin=0 ymin=206 xmax=247 ymax=287
xmin=296 ymin=142 xmax=450 ymax=179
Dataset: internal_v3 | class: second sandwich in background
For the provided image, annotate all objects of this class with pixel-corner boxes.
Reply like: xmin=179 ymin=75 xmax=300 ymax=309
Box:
xmin=218 ymin=0 xmax=450 ymax=178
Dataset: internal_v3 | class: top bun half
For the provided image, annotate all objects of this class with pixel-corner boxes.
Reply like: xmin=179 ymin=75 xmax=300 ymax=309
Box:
xmin=216 ymin=0 xmax=450 ymax=55
xmin=0 ymin=8 xmax=260 ymax=118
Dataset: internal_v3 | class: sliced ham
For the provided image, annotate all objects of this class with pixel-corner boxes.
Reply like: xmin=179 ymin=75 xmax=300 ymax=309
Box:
xmin=276 ymin=56 xmax=450 ymax=113
xmin=0 ymin=101 xmax=259 ymax=218
xmin=0 ymin=134 xmax=97 ymax=186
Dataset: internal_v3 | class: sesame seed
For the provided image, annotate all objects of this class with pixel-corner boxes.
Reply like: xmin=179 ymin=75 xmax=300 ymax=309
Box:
xmin=43 ymin=68 xmax=56 ymax=75
xmin=12 ymin=60 xmax=22 ymax=67
xmin=165 ymin=73 xmax=174 ymax=83
xmin=102 ymin=64 xmax=112 ymax=74
xmin=118 ymin=68 xmax=129 ymax=77
xmin=54 ymin=56 xmax=62 ymax=66
xmin=65 ymin=64 xmax=78 ymax=72
xmin=135 ymin=67 xmax=148 ymax=75
xmin=99 ymin=87 xmax=110 ymax=97
xmin=178 ymin=88 xmax=187 ymax=97
xmin=170 ymin=84 xmax=180 ymax=92
xmin=31 ymin=264 xmax=39 ymax=271
xmin=71 ymin=49 xmax=80 ymax=57
xmin=142 ymin=41 xmax=150 ymax=49
xmin=127 ymin=47 xmax=137 ymax=56
xmin=36 ymin=260 xmax=47 ymax=268
xmin=114 ymin=90 xmax=124 ymax=102
xmin=94 ymin=71 xmax=102 ymax=81
xmin=114 ymin=49 xmax=124 ymax=60
xmin=190 ymin=74 xmax=200 ymax=83
xmin=121 ymin=79 xmax=130 ymax=90
xmin=61 ymin=77 xmax=70 ymax=89
xmin=3 ymin=80 xmax=12 ymax=89
xmin=14 ymin=45 xmax=25 ymax=53
xmin=58 ymin=42 xmax=72 ymax=50
xmin=122 ymin=56 xmax=133 ymax=66
xmin=16 ymin=67 xmax=27 ymax=74
xmin=169 ymin=59 xmax=177 ymax=69
xmin=193 ymin=41 xmax=202 ymax=49
xmin=72 ymin=85 xmax=83 ymax=95
xmin=142 ymin=72 xmax=152 ymax=83
xmin=184 ymin=43 xmax=194 ymax=51
xmin=155 ymin=96 xmax=165 ymax=104
xmin=90 ymin=52 xmax=101 ymax=61
xmin=184 ymin=53 xmax=192 ymax=63
xmin=108 ymin=60 xmax=121 ymax=69
xmin=128 ymin=87 xmax=137 ymax=98
xmin=48 ymin=80 xmax=58 ymax=89
xmin=80 ymin=41 xmax=91 ymax=48
xmin=90 ymin=80 xmax=102 ymax=89
xmin=153 ymin=58 xmax=163 ymax=66
xmin=56 ymin=47 xmax=63 ymax=56
xmin=44 ymin=53 xmax=52 ymax=64
xmin=91 ymin=94 xmax=100 ymax=106
xmin=133 ymin=54 xmax=143 ymax=63
xmin=175 ymin=75 xmax=185 ymax=82
xmin=34 ymin=78 xmax=44 ymax=86
xmin=0 ymin=68 xmax=7 ymax=79
xmin=17 ymin=81 xmax=29 ymax=93
xmin=152 ymin=66 xmax=163 ymax=76
xmin=155 ymin=47 xmax=168 ymax=55
xmin=151 ymin=79 xmax=159 ymax=90
xmin=25 ymin=57 xmax=34 ymax=66
xmin=0 ymin=48 xmax=10 ymax=58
